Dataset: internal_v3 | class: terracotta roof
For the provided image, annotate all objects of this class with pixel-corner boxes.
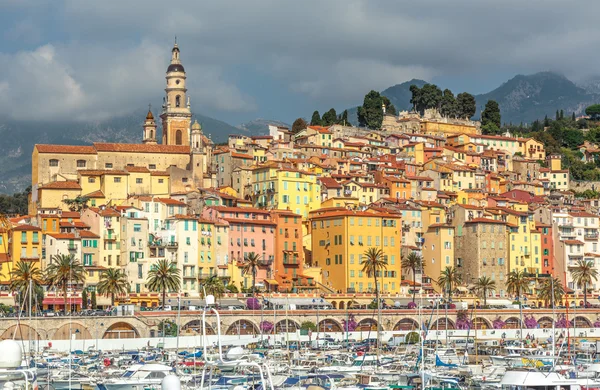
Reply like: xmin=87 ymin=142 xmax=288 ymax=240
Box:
xmin=12 ymin=224 xmax=41 ymax=232
xmin=211 ymin=206 xmax=271 ymax=214
xmin=125 ymin=166 xmax=151 ymax=173
xmin=231 ymin=152 xmax=253 ymax=159
xmin=563 ymin=240 xmax=584 ymax=245
xmin=35 ymin=144 xmax=96 ymax=154
xmin=78 ymin=170 xmax=128 ymax=176
xmin=46 ymin=233 xmax=81 ymax=240
xmin=151 ymin=171 xmax=169 ymax=176
xmin=40 ymin=181 xmax=81 ymax=190
xmin=79 ymin=230 xmax=100 ymax=238
xmin=568 ymin=212 xmax=598 ymax=218
xmin=61 ymin=212 xmax=80 ymax=218
xmin=157 ymin=198 xmax=187 ymax=206
xmin=93 ymin=143 xmax=189 ymax=154
xmin=319 ymin=177 xmax=343 ymax=189
xmin=225 ymin=218 xmax=276 ymax=226
xmin=84 ymin=190 xmax=105 ymax=198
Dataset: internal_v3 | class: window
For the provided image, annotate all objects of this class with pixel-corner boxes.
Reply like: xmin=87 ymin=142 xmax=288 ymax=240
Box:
xmin=149 ymin=164 xmax=156 ymax=169
xmin=105 ymin=163 xmax=113 ymax=168
xmin=88 ymin=177 xmax=95 ymax=183
xmin=136 ymin=178 xmax=143 ymax=184
xmin=49 ymin=159 xmax=59 ymax=167
xmin=114 ymin=177 xmax=121 ymax=183
xmin=133 ymin=224 xmax=141 ymax=232
xmin=76 ymin=160 xmax=86 ymax=168
xmin=175 ymin=130 xmax=183 ymax=145
xmin=158 ymin=179 xmax=164 ymax=184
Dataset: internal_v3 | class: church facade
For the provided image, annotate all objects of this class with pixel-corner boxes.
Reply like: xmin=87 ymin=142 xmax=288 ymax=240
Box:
xmin=30 ymin=43 xmax=214 ymax=214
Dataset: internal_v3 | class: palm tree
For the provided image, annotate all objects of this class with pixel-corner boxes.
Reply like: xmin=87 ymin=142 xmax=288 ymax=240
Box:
xmin=537 ymin=276 xmax=565 ymax=307
xmin=97 ymin=268 xmax=130 ymax=306
xmin=506 ymin=269 xmax=530 ymax=302
xmin=45 ymin=254 xmax=86 ymax=314
xmin=242 ymin=252 xmax=261 ymax=293
xmin=362 ymin=248 xmax=388 ymax=302
xmin=571 ymin=260 xmax=599 ymax=307
xmin=437 ymin=266 xmax=461 ymax=303
xmin=473 ymin=276 xmax=496 ymax=306
xmin=146 ymin=259 xmax=181 ymax=309
xmin=201 ymin=275 xmax=226 ymax=300
xmin=10 ymin=260 xmax=43 ymax=311
xmin=401 ymin=252 xmax=424 ymax=303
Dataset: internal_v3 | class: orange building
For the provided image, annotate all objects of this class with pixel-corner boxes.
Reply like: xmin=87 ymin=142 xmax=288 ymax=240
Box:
xmin=271 ymin=210 xmax=309 ymax=292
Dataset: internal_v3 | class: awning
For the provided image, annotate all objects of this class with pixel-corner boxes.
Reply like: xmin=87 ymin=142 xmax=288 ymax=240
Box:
xmin=264 ymin=279 xmax=279 ymax=285
xmin=43 ymin=297 xmax=82 ymax=305
xmin=455 ymin=286 xmax=469 ymax=292
xmin=401 ymin=280 xmax=421 ymax=286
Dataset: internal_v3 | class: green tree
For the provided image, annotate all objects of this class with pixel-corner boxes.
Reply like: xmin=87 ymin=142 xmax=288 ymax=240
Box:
xmin=82 ymin=289 xmax=88 ymax=309
xmin=473 ymin=276 xmax=496 ymax=306
xmin=321 ymin=108 xmax=337 ymax=126
xmin=62 ymin=196 xmax=90 ymax=212
xmin=158 ymin=320 xmax=178 ymax=337
xmin=357 ymin=90 xmax=385 ymax=129
xmin=437 ymin=266 xmax=461 ymax=302
xmin=362 ymin=248 xmax=388 ymax=299
xmin=91 ymin=291 xmax=97 ymax=309
xmin=409 ymin=84 xmax=422 ymax=112
xmin=97 ymin=268 xmax=129 ymax=306
xmin=291 ymin=118 xmax=307 ymax=134
xmin=44 ymin=254 xmax=86 ymax=314
xmin=10 ymin=260 xmax=42 ymax=312
xmin=572 ymin=112 xmax=576 ymax=121
xmin=571 ymin=260 xmax=599 ymax=307
xmin=300 ymin=321 xmax=316 ymax=331
xmin=146 ymin=259 xmax=181 ymax=309
xmin=310 ymin=111 xmax=322 ymax=126
xmin=556 ymin=110 xmax=560 ymax=121
xmin=339 ymin=109 xmax=349 ymax=125
xmin=440 ymin=89 xmax=457 ymax=118
xmin=481 ymin=100 xmax=501 ymax=134
xmin=201 ymin=275 xmax=226 ymax=300
xmin=506 ymin=269 xmax=529 ymax=301
xmin=225 ymin=283 xmax=239 ymax=293
xmin=560 ymin=109 xmax=564 ymax=120
xmin=456 ymin=92 xmax=476 ymax=119
xmin=586 ymin=104 xmax=600 ymax=118
xmin=537 ymin=276 xmax=565 ymax=307
xmin=401 ymin=252 xmax=423 ymax=303
xmin=242 ymin=252 xmax=261 ymax=292
xmin=382 ymin=96 xmax=396 ymax=116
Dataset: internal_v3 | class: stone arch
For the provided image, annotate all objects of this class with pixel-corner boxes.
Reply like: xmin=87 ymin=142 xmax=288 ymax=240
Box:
xmin=175 ymin=130 xmax=183 ymax=145
xmin=226 ymin=319 xmax=258 ymax=336
xmin=331 ymin=301 xmax=337 ymax=309
xmin=181 ymin=320 xmax=215 ymax=335
xmin=318 ymin=319 xmax=343 ymax=333
xmin=1 ymin=324 xmax=41 ymax=341
xmin=394 ymin=318 xmax=419 ymax=331
xmin=338 ymin=301 xmax=345 ymax=310
xmin=52 ymin=322 xmax=93 ymax=340
xmin=103 ymin=322 xmax=139 ymax=339
xmin=574 ymin=316 xmax=592 ymax=328
xmin=473 ymin=317 xmax=491 ymax=330
xmin=430 ymin=318 xmax=455 ymax=330
xmin=505 ymin=317 xmax=522 ymax=329
xmin=357 ymin=318 xmax=378 ymax=331
xmin=537 ymin=316 xmax=554 ymax=329
xmin=275 ymin=319 xmax=299 ymax=333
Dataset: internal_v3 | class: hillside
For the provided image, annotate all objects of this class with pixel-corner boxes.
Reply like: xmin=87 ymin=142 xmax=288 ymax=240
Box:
xmin=0 ymin=109 xmax=241 ymax=194
xmin=237 ymin=119 xmax=290 ymax=136
xmin=348 ymin=72 xmax=600 ymax=125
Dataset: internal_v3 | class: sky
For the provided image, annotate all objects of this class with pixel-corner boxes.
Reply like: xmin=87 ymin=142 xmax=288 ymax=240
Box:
xmin=1 ymin=0 xmax=600 ymax=126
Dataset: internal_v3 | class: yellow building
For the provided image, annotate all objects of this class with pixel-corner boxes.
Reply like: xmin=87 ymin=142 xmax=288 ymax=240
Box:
xmin=36 ymin=181 xmax=82 ymax=213
xmin=540 ymin=155 xmax=570 ymax=192
xmin=309 ymin=209 xmax=402 ymax=293
xmin=251 ymin=165 xmax=321 ymax=218
xmin=2 ymin=225 xmax=43 ymax=283
xmin=402 ymin=143 xmax=425 ymax=165
xmin=518 ymin=138 xmax=546 ymax=160
xmin=418 ymin=202 xmax=454 ymax=286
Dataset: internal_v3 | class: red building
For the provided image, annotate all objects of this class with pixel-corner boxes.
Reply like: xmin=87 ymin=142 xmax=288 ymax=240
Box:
xmin=536 ymin=222 xmax=554 ymax=276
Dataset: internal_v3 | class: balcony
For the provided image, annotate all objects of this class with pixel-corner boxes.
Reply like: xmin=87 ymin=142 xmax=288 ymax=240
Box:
xmin=258 ymin=259 xmax=273 ymax=267
xmin=68 ymin=244 xmax=78 ymax=252
xmin=183 ymin=273 xmax=197 ymax=279
xmin=283 ymin=257 xmax=300 ymax=266
xmin=104 ymin=233 xmax=119 ymax=241
xmin=197 ymin=272 xmax=215 ymax=280
xmin=166 ymin=241 xmax=178 ymax=249
xmin=585 ymin=233 xmax=599 ymax=240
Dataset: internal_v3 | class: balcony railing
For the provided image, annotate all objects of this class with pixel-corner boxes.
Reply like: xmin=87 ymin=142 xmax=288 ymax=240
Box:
xmin=166 ymin=241 xmax=178 ymax=249
xmin=104 ymin=233 xmax=119 ymax=241
xmin=258 ymin=259 xmax=273 ymax=267
xmin=68 ymin=245 xmax=78 ymax=252
xmin=585 ymin=233 xmax=599 ymax=240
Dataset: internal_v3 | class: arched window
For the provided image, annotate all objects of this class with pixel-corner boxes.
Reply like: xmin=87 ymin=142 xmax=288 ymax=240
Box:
xmin=175 ymin=130 xmax=182 ymax=145
xmin=175 ymin=95 xmax=181 ymax=107
xmin=149 ymin=130 xmax=154 ymax=139
xmin=49 ymin=159 xmax=59 ymax=167
xmin=195 ymin=142 xmax=199 ymax=148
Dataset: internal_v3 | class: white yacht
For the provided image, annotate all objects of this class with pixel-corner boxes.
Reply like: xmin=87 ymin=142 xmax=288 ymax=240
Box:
xmin=94 ymin=364 xmax=175 ymax=390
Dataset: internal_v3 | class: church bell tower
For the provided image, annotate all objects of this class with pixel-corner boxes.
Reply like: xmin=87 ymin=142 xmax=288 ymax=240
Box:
xmin=160 ymin=40 xmax=192 ymax=146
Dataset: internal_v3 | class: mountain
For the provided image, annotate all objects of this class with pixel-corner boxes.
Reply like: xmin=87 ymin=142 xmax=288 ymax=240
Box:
xmin=0 ymin=109 xmax=240 ymax=194
xmin=237 ymin=119 xmax=290 ymax=136
xmin=347 ymin=72 xmax=600 ymax=126
xmin=474 ymin=72 xmax=598 ymax=123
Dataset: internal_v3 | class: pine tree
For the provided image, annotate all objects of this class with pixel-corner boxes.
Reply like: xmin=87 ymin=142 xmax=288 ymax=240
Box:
xmin=560 ymin=109 xmax=564 ymax=120
xmin=357 ymin=90 xmax=385 ymax=129
xmin=91 ymin=290 xmax=97 ymax=309
xmin=556 ymin=110 xmax=560 ymax=121
xmin=310 ymin=111 xmax=321 ymax=126
xmin=572 ymin=112 xmax=576 ymax=121
xmin=291 ymin=118 xmax=307 ymax=134
xmin=321 ymin=108 xmax=337 ymax=126
xmin=544 ymin=115 xmax=550 ymax=127
xmin=481 ymin=100 xmax=501 ymax=134
xmin=82 ymin=289 xmax=88 ymax=310
xmin=340 ymin=110 xmax=348 ymax=125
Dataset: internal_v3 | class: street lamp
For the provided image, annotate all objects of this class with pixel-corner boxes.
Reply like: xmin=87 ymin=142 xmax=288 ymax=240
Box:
xmin=313 ymin=298 xmax=324 ymax=341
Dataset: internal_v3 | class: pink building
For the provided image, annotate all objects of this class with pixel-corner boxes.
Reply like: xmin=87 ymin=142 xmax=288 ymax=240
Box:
xmin=203 ymin=206 xmax=276 ymax=289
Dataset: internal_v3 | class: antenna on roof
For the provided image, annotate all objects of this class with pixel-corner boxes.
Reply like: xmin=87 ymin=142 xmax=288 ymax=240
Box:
xmin=174 ymin=35 xmax=177 ymax=45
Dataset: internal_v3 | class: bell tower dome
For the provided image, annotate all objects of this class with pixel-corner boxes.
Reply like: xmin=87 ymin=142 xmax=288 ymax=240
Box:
xmin=142 ymin=106 xmax=157 ymax=144
xmin=160 ymin=39 xmax=192 ymax=146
